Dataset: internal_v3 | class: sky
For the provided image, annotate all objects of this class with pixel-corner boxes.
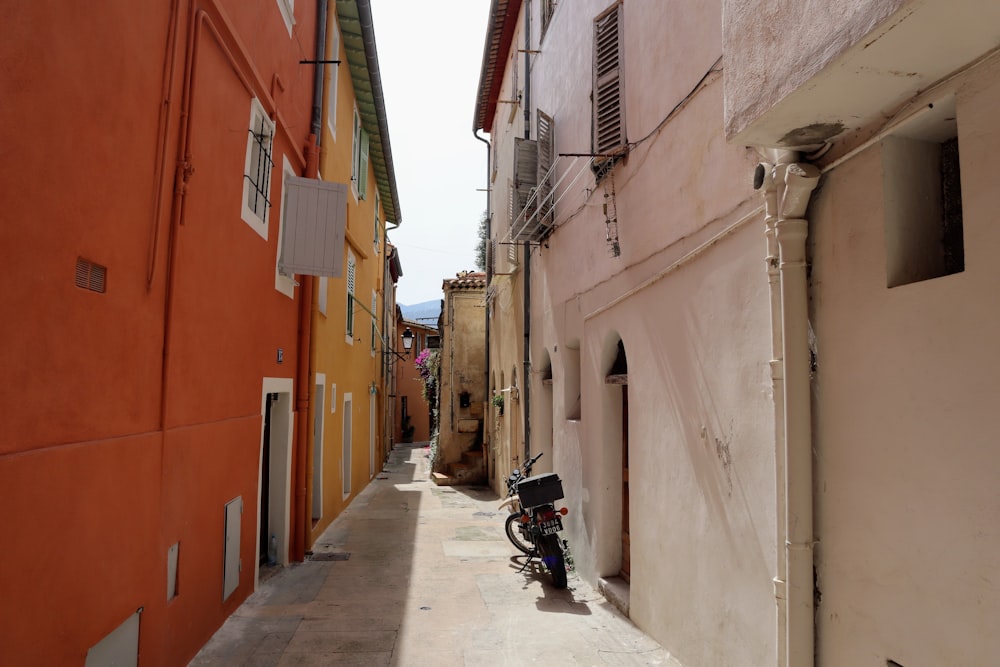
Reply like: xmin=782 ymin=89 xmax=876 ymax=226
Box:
xmin=369 ymin=0 xmax=493 ymax=306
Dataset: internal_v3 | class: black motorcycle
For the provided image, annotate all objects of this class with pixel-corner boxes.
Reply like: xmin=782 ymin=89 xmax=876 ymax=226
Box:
xmin=499 ymin=452 xmax=569 ymax=589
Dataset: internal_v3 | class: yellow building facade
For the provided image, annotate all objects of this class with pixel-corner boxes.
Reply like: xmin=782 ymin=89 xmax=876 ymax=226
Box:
xmin=306 ymin=1 xmax=401 ymax=545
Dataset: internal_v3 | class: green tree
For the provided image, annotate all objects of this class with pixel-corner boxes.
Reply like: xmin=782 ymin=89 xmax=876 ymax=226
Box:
xmin=475 ymin=210 xmax=488 ymax=272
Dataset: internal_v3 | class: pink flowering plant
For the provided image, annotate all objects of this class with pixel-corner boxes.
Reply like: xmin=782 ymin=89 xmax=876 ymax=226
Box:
xmin=414 ymin=348 xmax=441 ymax=467
xmin=414 ymin=348 xmax=440 ymax=403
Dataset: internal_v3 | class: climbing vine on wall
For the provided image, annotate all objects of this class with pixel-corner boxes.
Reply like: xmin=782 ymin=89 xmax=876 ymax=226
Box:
xmin=415 ymin=348 xmax=442 ymax=469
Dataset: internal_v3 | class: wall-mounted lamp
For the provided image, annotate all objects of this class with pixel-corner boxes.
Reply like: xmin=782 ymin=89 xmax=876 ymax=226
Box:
xmin=401 ymin=327 xmax=414 ymax=355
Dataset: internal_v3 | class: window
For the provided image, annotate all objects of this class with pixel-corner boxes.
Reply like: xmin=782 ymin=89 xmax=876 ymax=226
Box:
xmin=540 ymin=0 xmax=558 ymax=40
xmin=274 ymin=161 xmax=296 ymax=299
xmin=426 ymin=335 xmax=441 ymax=349
xmin=883 ymin=97 xmax=964 ymax=287
xmin=593 ymin=2 xmax=626 ymax=173
xmin=312 ymin=378 xmax=325 ymax=521
xmin=507 ymin=178 xmax=515 ymax=229
xmin=508 ymin=47 xmax=520 ymax=125
xmin=373 ymin=192 xmax=381 ymax=255
xmin=342 ymin=393 xmax=353 ymax=496
xmin=370 ymin=290 xmax=377 ymax=354
xmin=326 ymin=16 xmax=340 ymax=138
xmin=276 ymin=0 xmax=294 ymax=37
xmin=318 ymin=277 xmax=328 ymax=316
xmin=352 ymin=109 xmax=370 ymax=199
xmin=242 ymin=99 xmax=275 ymax=237
xmin=346 ymin=251 xmax=356 ymax=340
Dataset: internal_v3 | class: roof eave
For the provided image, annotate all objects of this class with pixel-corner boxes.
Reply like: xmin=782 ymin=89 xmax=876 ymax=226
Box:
xmin=337 ymin=0 xmax=402 ymax=225
xmin=473 ymin=0 xmax=523 ymax=133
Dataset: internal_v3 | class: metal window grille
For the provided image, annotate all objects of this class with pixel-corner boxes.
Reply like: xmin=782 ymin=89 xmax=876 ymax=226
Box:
xmin=245 ymin=111 xmax=274 ymax=223
xmin=346 ymin=253 xmax=356 ymax=336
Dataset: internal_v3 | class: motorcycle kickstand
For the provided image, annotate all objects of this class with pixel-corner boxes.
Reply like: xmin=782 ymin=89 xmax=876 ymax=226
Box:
xmin=516 ymin=551 xmax=537 ymax=573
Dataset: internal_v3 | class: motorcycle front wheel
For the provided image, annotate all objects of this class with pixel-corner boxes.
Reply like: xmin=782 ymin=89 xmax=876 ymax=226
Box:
xmin=539 ymin=534 xmax=568 ymax=589
xmin=504 ymin=512 xmax=535 ymax=555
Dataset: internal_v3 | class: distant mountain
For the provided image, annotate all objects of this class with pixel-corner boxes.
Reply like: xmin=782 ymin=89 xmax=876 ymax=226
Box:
xmin=400 ymin=299 xmax=441 ymax=326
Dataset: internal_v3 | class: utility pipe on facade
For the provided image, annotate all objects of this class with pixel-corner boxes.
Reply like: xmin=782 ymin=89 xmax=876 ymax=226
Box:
xmin=521 ymin=0 xmax=532 ymax=458
xmin=756 ymin=150 xmax=790 ymax=667
xmin=475 ymin=129 xmax=492 ymax=477
xmin=292 ymin=0 xmax=328 ymax=563
xmin=162 ymin=6 xmax=271 ymax=428
xmin=767 ymin=152 xmax=820 ymax=667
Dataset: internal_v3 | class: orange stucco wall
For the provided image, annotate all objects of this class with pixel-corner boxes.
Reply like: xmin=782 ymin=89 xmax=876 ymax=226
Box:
xmin=306 ymin=6 xmax=388 ymax=546
xmin=0 ymin=0 xmax=317 ymax=663
xmin=394 ymin=323 xmax=438 ymax=444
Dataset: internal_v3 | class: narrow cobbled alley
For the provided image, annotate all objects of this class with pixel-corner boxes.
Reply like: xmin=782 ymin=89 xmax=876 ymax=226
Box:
xmin=191 ymin=442 xmax=678 ymax=666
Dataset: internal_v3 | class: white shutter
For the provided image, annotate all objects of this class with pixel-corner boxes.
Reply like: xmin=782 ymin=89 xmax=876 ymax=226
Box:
xmin=278 ymin=175 xmax=348 ymax=277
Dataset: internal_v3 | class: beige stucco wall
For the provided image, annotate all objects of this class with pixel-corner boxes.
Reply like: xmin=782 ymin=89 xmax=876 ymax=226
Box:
xmin=479 ymin=0 xmax=1000 ymax=663
xmin=438 ymin=284 xmax=487 ymax=469
xmin=722 ymin=0 xmax=908 ymax=140
xmin=808 ymin=57 xmax=1000 ymax=666
xmin=488 ymin=274 xmax=530 ymax=493
xmin=495 ymin=1 xmax=778 ymax=664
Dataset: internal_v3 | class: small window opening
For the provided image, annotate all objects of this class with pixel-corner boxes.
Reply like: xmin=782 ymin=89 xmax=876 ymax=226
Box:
xmin=245 ymin=114 xmax=274 ymax=223
xmin=605 ymin=339 xmax=628 ymax=384
xmin=883 ymin=98 xmax=964 ymax=287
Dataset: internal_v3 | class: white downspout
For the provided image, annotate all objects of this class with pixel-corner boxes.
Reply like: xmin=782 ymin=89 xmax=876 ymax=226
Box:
xmin=760 ymin=152 xmax=820 ymax=667
xmin=757 ymin=154 xmax=786 ymax=667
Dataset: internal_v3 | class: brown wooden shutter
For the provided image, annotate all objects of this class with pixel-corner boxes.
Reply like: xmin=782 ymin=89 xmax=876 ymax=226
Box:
xmin=593 ymin=3 xmax=625 ymax=157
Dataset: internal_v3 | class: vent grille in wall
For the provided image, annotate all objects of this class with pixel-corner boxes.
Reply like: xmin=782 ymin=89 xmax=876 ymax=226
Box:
xmin=75 ymin=258 xmax=107 ymax=293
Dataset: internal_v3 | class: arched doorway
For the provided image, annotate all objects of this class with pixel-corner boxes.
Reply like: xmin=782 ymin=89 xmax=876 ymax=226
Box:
xmin=606 ymin=339 xmax=629 ymax=582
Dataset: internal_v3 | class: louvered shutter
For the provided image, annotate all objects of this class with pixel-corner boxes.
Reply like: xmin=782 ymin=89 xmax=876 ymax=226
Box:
xmin=371 ymin=291 xmax=377 ymax=352
xmin=358 ymin=128 xmax=370 ymax=200
xmin=537 ymin=110 xmax=555 ymax=229
xmin=513 ymin=137 xmax=538 ymax=214
xmin=593 ymin=3 xmax=625 ymax=157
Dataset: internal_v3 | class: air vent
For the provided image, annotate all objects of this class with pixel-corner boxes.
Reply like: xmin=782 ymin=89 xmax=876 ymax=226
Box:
xmin=75 ymin=258 xmax=107 ymax=293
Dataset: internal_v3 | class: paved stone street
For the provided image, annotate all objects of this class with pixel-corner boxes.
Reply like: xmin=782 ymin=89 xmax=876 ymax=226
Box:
xmin=191 ymin=442 xmax=679 ymax=666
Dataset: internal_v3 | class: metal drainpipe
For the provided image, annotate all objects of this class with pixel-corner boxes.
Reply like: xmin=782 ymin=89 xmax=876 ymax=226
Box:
xmin=474 ymin=130 xmax=491 ymax=481
xmin=521 ymin=0 xmax=532 ymax=459
xmin=292 ymin=0 xmax=327 ymax=563
xmin=770 ymin=154 xmax=820 ymax=667
xmin=756 ymin=151 xmax=789 ymax=667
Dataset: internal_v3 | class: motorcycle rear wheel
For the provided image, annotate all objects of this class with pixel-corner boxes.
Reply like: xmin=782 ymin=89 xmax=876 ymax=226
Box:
xmin=539 ymin=534 xmax=568 ymax=589
xmin=504 ymin=512 xmax=535 ymax=555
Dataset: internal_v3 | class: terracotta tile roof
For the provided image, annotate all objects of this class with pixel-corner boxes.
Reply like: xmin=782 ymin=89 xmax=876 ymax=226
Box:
xmin=443 ymin=271 xmax=487 ymax=290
